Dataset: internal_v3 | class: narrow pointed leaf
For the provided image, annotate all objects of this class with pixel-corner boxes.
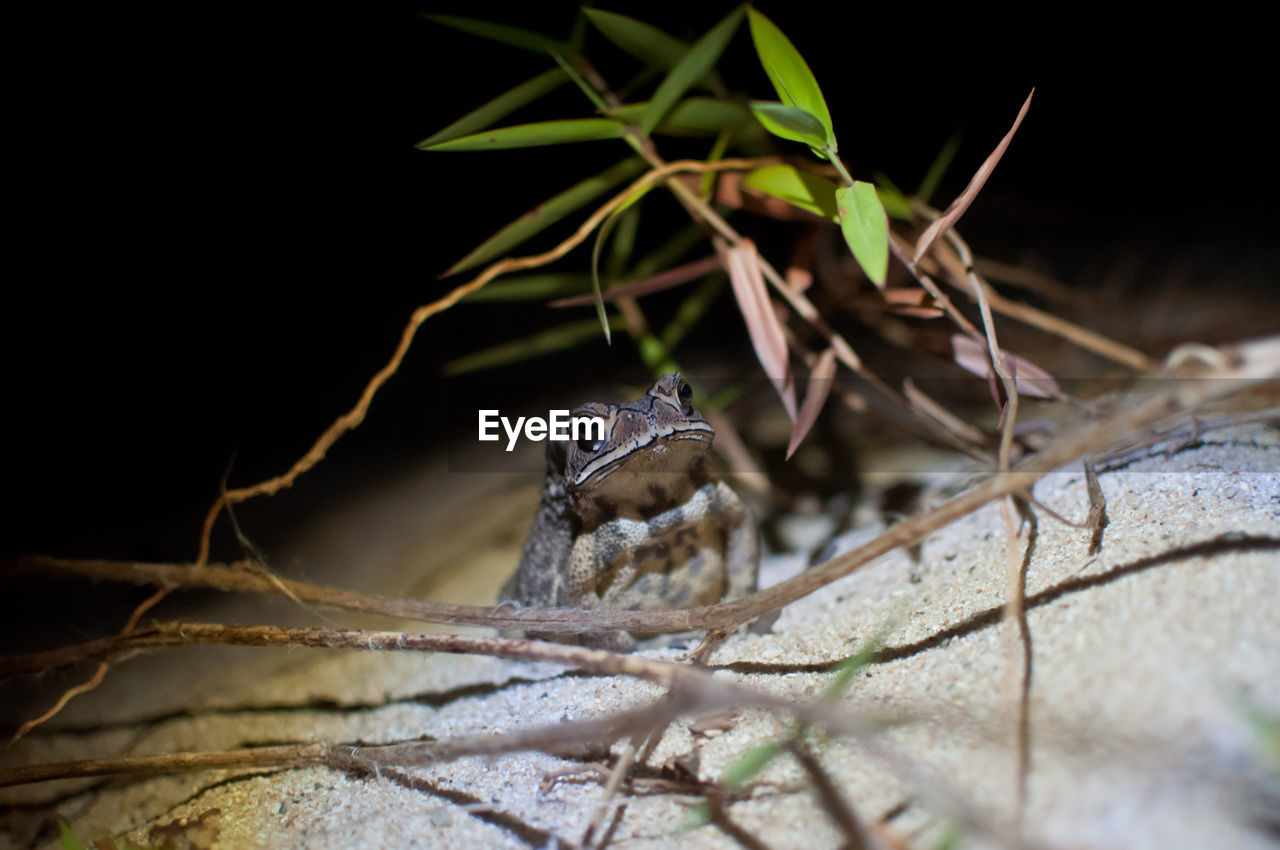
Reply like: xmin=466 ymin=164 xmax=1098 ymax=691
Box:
xmin=421 ymin=118 xmax=626 ymax=151
xmin=418 ymin=67 xmax=569 ymax=150
xmin=916 ymin=133 xmax=963 ymax=203
xmin=551 ymin=52 xmax=609 ymax=112
xmin=445 ymin=158 xmax=645 ymax=276
xmin=786 ymin=347 xmax=837 ymax=459
xmin=950 ymin=334 xmax=1064 ymax=399
xmin=742 ymin=165 xmax=839 ymax=220
xmin=723 ymin=741 xmax=785 ymax=789
xmin=723 ymin=240 xmax=796 ymax=420
xmin=640 ymin=6 xmax=745 ymax=137
xmin=608 ymin=98 xmax=749 ymax=136
xmin=836 ymin=181 xmax=889 ymax=287
xmin=583 ymin=8 xmax=689 ymax=68
xmin=420 ymin=14 xmax=570 ymax=56
xmin=552 ymin=255 xmax=721 ymax=306
xmin=871 ymin=172 xmax=914 ymax=220
xmin=444 ymin=316 xmax=627 ymax=375
xmin=749 ymin=101 xmax=827 ymax=148
xmin=747 ymin=8 xmax=834 ymax=149
xmin=587 ymin=180 xmax=655 ymax=343
xmin=584 ymin=8 xmax=726 ymax=89
xmin=591 ymin=216 xmax=619 ymax=344
xmin=913 ymin=89 xmax=1034 ymax=265
xmin=462 ymin=273 xmax=593 ymax=302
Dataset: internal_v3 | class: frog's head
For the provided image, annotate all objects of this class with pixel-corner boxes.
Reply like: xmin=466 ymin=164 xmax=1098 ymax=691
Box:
xmin=564 ymin=373 xmax=714 ymax=509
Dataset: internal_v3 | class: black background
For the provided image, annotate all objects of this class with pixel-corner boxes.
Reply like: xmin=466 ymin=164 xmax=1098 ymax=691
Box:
xmin=3 ymin=3 xmax=1273 ymax=574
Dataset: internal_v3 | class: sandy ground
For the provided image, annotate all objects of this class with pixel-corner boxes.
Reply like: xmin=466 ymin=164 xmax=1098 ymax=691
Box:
xmin=2 ymin=422 xmax=1277 ymax=849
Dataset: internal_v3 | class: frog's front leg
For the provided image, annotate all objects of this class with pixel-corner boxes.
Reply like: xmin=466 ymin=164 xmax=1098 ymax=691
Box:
xmin=714 ymin=481 xmax=775 ymax=636
xmin=564 ymin=533 xmax=638 ymax=651
xmin=717 ymin=481 xmax=759 ymax=600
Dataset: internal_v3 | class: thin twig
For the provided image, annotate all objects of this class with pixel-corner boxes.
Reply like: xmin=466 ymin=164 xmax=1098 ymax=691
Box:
xmin=788 ymin=740 xmax=870 ymax=850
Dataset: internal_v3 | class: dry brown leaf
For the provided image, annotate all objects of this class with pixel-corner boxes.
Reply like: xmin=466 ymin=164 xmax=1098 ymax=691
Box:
xmin=550 ymin=255 xmax=720 ymax=307
xmin=786 ymin=347 xmax=837 ymax=459
xmin=913 ymin=89 xmax=1035 ymax=266
xmin=723 ymin=239 xmax=797 ymax=419
xmin=950 ymin=333 xmax=1063 ymax=400
xmin=881 ymin=286 xmax=945 ymax=319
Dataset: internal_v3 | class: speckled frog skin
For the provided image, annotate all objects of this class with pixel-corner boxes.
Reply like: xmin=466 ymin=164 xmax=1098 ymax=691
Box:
xmin=500 ymin=373 xmax=758 ymax=648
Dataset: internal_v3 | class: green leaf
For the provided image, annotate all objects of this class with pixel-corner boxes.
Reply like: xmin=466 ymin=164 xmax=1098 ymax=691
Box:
xmin=443 ymin=316 xmax=627 ymax=375
xmin=640 ymin=6 xmax=745 ymax=137
xmin=748 ymin=101 xmax=826 ymax=149
xmin=836 ymin=181 xmax=889 ymax=287
xmin=723 ymin=740 xmax=784 ymax=789
xmin=420 ymin=118 xmax=626 ymax=151
xmin=461 ymin=273 xmax=592 ymax=302
xmin=583 ymin=8 xmax=689 ymax=69
xmin=747 ymin=8 xmax=834 ymax=150
xmin=417 ymin=68 xmax=569 ymax=150
xmin=661 ymin=274 xmax=726 ymax=353
xmin=584 ymin=8 xmax=726 ymax=92
xmin=445 ymin=158 xmax=645 ymax=276
xmin=550 ymin=52 xmax=609 ymax=113
xmin=871 ymin=171 xmax=915 ymax=220
xmin=608 ymin=98 xmax=750 ymax=136
xmin=59 ymin=822 xmax=87 ymax=850
xmin=420 ymin=14 xmax=570 ymax=56
xmin=742 ymin=164 xmax=839 ymax=220
xmin=680 ymin=802 xmax=711 ymax=832
xmin=917 ymin=133 xmax=963 ymax=203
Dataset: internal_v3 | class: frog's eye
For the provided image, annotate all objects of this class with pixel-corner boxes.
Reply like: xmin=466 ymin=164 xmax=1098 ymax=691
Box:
xmin=577 ymin=435 xmax=604 ymax=453
xmin=676 ymin=380 xmax=693 ymax=412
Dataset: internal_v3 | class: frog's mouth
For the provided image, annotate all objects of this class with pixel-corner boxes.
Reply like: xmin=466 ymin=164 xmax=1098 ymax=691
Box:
xmin=571 ymin=420 xmax=713 ymax=487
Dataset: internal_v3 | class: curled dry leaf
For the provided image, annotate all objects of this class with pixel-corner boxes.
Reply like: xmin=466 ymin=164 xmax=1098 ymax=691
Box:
xmin=882 ymin=286 xmax=945 ymax=319
xmin=722 ymin=239 xmax=797 ymax=420
xmin=787 ymin=347 xmax=837 ymax=460
xmin=913 ymin=89 xmax=1035 ymax=266
xmin=950 ymin=333 xmax=1064 ymax=400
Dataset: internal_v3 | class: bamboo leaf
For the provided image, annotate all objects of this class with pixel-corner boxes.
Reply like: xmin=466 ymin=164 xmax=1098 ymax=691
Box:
xmin=583 ymin=8 xmax=689 ymax=69
xmin=445 ymin=158 xmax=646 ymax=276
xmin=786 ymin=347 xmax=837 ymax=460
xmin=420 ymin=14 xmax=570 ymax=56
xmin=550 ymin=52 xmax=609 ymax=113
xmin=640 ymin=6 xmax=745 ymax=137
xmin=871 ymin=171 xmax=914 ymax=220
xmin=420 ymin=118 xmax=626 ymax=151
xmin=913 ymin=90 xmax=1034 ymax=265
xmin=746 ymin=8 xmax=834 ymax=150
xmin=462 ymin=273 xmax=593 ymax=302
xmin=835 ymin=181 xmax=889 ymax=287
xmin=723 ymin=240 xmax=796 ymax=420
xmin=589 ymin=185 xmax=654 ymax=344
xmin=917 ymin=133 xmax=963 ymax=204
xmin=443 ymin=316 xmax=627 ymax=375
xmin=417 ymin=68 xmax=568 ymax=149
xmin=742 ymin=164 xmax=839 ymax=220
xmin=608 ymin=97 xmax=750 ymax=136
xmin=749 ymin=101 xmax=827 ymax=149
xmin=950 ymin=334 xmax=1064 ymax=400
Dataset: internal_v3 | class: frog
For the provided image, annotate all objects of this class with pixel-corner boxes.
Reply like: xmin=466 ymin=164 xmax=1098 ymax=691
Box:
xmin=500 ymin=373 xmax=759 ymax=650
